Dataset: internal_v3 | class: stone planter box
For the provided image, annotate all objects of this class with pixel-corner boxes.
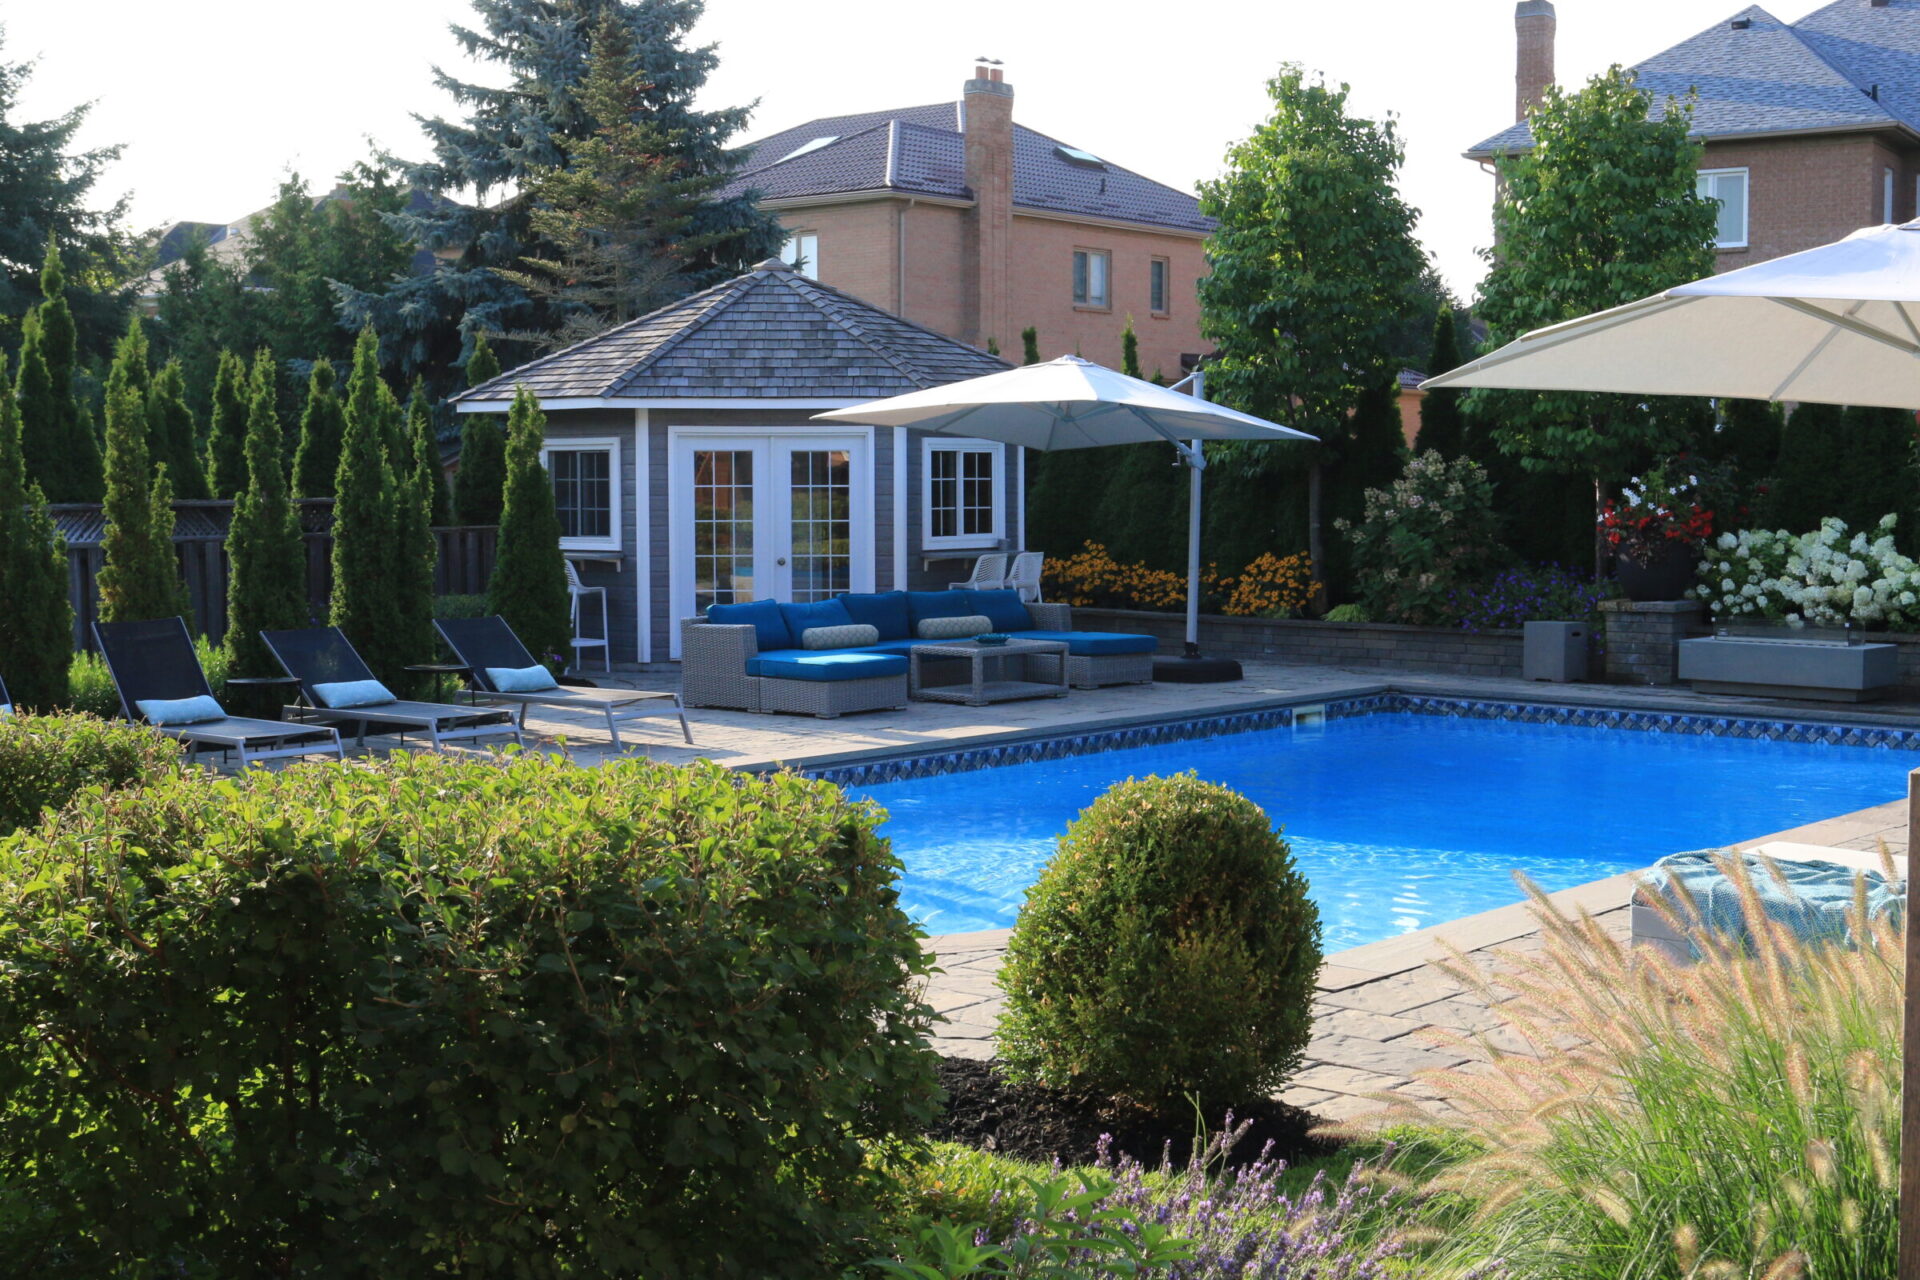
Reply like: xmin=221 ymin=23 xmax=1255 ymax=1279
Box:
xmin=1071 ymin=608 xmax=1528 ymax=678
xmin=1677 ymin=635 xmax=1899 ymax=702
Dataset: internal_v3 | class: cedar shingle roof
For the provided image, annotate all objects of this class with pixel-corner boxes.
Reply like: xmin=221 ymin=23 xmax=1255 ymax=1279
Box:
xmin=450 ymin=260 xmax=1012 ymax=406
xmin=1468 ymin=0 xmax=1920 ymax=158
xmin=720 ymin=101 xmax=1213 ymax=235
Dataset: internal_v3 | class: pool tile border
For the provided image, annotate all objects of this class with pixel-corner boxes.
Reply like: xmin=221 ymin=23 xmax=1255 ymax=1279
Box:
xmin=804 ymin=693 xmax=1920 ymax=787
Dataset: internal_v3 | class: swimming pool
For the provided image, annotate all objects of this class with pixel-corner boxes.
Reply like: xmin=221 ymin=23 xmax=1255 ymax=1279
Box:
xmin=845 ymin=702 xmax=1920 ymax=949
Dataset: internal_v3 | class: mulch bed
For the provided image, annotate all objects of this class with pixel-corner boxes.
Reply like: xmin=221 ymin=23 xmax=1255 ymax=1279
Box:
xmin=928 ymin=1056 xmax=1341 ymax=1172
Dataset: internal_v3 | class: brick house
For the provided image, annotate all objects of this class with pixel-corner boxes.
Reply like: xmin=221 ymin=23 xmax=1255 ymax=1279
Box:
xmin=719 ymin=65 xmax=1214 ymax=380
xmin=1470 ymin=0 xmax=1920 ymax=270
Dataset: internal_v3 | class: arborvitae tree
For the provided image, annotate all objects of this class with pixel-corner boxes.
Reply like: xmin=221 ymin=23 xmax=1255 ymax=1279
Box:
xmin=408 ymin=382 xmax=452 ymax=527
xmin=223 ymin=352 xmax=309 ymax=677
xmin=105 ymin=312 xmax=152 ymax=408
xmin=1417 ymin=306 xmax=1467 ymax=457
xmin=0 ymin=354 xmax=74 ymax=711
xmin=1706 ymin=399 xmax=1783 ymax=505
xmin=1766 ymin=403 xmax=1916 ymax=541
xmin=453 ymin=335 xmax=508 ymax=525
xmin=146 ymin=361 xmax=207 ymax=500
xmin=466 ymin=331 xmax=502 ymax=388
xmin=205 ymin=351 xmax=250 ymax=499
xmin=1762 ymin=402 xmax=1846 ymax=534
xmin=16 ymin=240 xmax=102 ymax=502
xmin=96 ymin=371 xmax=188 ymax=625
xmin=293 ymin=358 xmax=346 ymax=499
xmin=1326 ymin=377 xmax=1411 ymax=593
xmin=1021 ymin=327 xmax=1040 ymax=365
xmin=1121 ymin=316 xmax=1140 ymax=378
xmin=330 ymin=327 xmax=402 ymax=684
xmin=488 ymin=387 xmax=571 ymax=665
xmin=392 ymin=386 xmax=441 ymax=694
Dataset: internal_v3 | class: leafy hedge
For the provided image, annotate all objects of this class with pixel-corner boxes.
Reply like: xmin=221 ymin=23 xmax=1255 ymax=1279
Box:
xmin=0 ymin=754 xmax=939 ymax=1276
xmin=0 ymin=712 xmax=183 ymax=836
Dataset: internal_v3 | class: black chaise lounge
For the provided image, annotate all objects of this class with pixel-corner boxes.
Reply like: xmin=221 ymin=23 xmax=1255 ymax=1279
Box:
xmin=0 ymin=670 xmax=12 ymax=717
xmin=261 ymin=625 xmax=521 ymax=751
xmin=434 ymin=615 xmax=692 ymax=750
xmin=93 ymin=617 xmax=344 ymax=766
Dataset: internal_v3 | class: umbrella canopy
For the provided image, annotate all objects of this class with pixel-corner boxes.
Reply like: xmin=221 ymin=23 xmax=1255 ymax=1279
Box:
xmin=1424 ymin=221 xmax=1920 ymax=410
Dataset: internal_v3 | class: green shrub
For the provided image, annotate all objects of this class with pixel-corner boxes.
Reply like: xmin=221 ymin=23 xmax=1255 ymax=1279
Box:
xmin=996 ymin=773 xmax=1321 ymax=1111
xmin=432 ymin=592 xmax=490 ymax=620
xmin=68 ymin=634 xmax=227 ymax=719
xmin=1323 ymin=602 xmax=1371 ymax=623
xmin=1336 ymin=450 xmax=1509 ymax=625
xmin=0 ymin=754 xmax=939 ymax=1276
xmin=0 ymin=712 xmax=182 ymax=835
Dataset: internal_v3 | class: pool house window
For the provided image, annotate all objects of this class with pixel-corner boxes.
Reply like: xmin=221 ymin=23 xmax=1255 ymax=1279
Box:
xmin=923 ymin=438 xmax=1004 ymax=549
xmin=543 ymin=438 xmax=620 ymax=550
xmin=1696 ymin=168 xmax=1748 ymax=249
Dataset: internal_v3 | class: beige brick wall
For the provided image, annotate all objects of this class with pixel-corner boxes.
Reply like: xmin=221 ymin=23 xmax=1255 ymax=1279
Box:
xmin=1005 ymin=215 xmax=1209 ymax=378
xmin=1701 ymin=133 xmax=1915 ymax=271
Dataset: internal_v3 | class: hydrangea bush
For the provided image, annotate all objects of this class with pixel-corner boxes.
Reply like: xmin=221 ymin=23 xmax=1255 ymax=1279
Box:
xmin=1337 ymin=451 xmax=1508 ymax=626
xmin=1695 ymin=515 xmax=1920 ymax=629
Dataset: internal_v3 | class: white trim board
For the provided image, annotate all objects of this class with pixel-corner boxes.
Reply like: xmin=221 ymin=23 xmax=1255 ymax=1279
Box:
xmin=539 ymin=434 xmax=622 ymax=553
xmin=635 ymin=408 xmax=651 ymax=665
xmin=457 ymin=397 xmax=870 ymax=413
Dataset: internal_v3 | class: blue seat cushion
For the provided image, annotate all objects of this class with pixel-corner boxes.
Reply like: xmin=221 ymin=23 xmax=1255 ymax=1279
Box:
xmin=907 ymin=590 xmax=975 ymax=627
xmin=967 ymin=589 xmax=1034 ymax=632
xmin=707 ymin=598 xmax=791 ymax=651
xmin=778 ymin=597 xmax=855 ymax=640
xmin=746 ymin=650 xmax=909 ymax=682
xmin=850 ymin=639 xmax=921 ymax=657
xmin=1020 ymin=630 xmax=1159 ymax=657
xmin=840 ymin=590 xmax=912 ymax=641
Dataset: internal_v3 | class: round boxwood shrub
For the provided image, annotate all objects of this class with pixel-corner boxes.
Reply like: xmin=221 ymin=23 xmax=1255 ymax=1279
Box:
xmin=0 ymin=752 xmax=938 ymax=1276
xmin=0 ymin=711 xmax=183 ymax=836
xmin=995 ymin=773 xmax=1322 ymax=1111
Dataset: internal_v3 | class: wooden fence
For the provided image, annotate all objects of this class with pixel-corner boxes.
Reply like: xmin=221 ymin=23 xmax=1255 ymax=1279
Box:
xmin=52 ymin=500 xmax=498 ymax=651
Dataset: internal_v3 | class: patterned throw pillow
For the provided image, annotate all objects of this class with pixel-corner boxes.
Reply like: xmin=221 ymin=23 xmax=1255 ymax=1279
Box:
xmin=800 ymin=624 xmax=880 ymax=650
xmin=916 ymin=614 xmax=993 ymax=640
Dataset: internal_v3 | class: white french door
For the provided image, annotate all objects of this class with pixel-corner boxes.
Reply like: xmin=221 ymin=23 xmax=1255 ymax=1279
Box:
xmin=670 ymin=430 xmax=873 ymax=656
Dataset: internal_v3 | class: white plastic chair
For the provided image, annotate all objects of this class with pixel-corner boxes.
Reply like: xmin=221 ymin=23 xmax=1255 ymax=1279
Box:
xmin=563 ymin=560 xmax=611 ymax=673
xmin=949 ymin=552 xmax=1009 ymax=591
xmin=1007 ymin=551 xmax=1044 ymax=603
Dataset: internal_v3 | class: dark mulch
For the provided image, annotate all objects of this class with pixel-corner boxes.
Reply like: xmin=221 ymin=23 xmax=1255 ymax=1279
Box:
xmin=928 ymin=1056 xmax=1341 ymax=1172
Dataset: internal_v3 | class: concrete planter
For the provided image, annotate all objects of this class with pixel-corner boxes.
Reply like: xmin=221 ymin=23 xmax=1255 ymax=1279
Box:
xmin=1678 ymin=635 xmax=1899 ymax=702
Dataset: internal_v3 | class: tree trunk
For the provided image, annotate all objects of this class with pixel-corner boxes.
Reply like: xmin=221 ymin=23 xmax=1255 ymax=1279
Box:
xmin=1308 ymin=463 xmax=1327 ymax=614
xmin=1592 ymin=474 xmax=1607 ymax=581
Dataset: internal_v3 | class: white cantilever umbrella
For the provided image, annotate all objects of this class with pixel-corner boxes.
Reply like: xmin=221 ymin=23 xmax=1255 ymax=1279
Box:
xmin=1422 ymin=219 xmax=1920 ymax=1272
xmin=814 ymin=354 xmax=1315 ymax=660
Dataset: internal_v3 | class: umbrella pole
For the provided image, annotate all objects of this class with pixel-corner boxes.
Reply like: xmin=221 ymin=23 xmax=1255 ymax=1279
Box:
xmin=1186 ymin=437 xmax=1203 ymax=658
xmin=1904 ymin=768 xmax=1920 ymax=1274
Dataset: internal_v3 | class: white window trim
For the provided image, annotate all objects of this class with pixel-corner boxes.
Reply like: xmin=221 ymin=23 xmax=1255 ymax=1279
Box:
xmin=1697 ymin=167 xmax=1749 ymax=250
xmin=541 ymin=435 xmax=622 ymax=552
xmin=1072 ymin=247 xmax=1112 ymax=310
xmin=922 ymin=437 xmax=1006 ymax=551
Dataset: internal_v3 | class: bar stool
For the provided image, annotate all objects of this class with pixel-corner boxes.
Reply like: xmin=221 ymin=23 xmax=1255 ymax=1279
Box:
xmin=563 ymin=560 xmax=611 ymax=673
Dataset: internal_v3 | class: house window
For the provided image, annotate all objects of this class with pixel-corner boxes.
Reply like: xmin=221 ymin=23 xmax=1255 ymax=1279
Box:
xmin=923 ymin=438 xmax=1004 ymax=549
xmin=542 ymin=437 xmax=621 ymax=550
xmin=1696 ymin=168 xmax=1748 ymax=249
xmin=1887 ymin=167 xmax=1897 ymax=223
xmin=780 ymin=231 xmax=819 ymax=279
xmin=1072 ymin=249 xmax=1110 ymax=308
xmin=1149 ymin=257 xmax=1170 ymax=315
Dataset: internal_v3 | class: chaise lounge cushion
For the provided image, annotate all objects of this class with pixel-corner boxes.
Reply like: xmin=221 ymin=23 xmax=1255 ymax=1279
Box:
xmin=745 ymin=650 xmax=909 ymax=682
xmin=707 ymin=598 xmax=792 ymax=652
xmin=778 ymin=597 xmax=855 ymax=640
xmin=907 ymin=590 xmax=976 ymax=627
xmin=1019 ymin=629 xmax=1158 ymax=657
xmin=840 ymin=590 xmax=912 ymax=641
xmin=967 ymin=589 xmax=1034 ymax=632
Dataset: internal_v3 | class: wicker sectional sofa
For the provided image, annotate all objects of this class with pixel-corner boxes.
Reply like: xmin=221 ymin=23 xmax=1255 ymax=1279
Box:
xmin=680 ymin=589 xmax=1157 ymax=718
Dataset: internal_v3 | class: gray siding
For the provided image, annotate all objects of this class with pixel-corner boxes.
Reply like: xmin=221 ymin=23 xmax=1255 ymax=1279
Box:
xmin=903 ymin=429 xmax=1023 ymax=591
xmin=544 ymin=409 xmax=641 ymax=664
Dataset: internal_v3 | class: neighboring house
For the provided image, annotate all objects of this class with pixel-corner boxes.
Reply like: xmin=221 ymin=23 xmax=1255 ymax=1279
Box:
xmin=450 ymin=257 xmax=1015 ymax=665
xmin=720 ymin=64 xmax=1214 ymax=379
xmin=1471 ymin=0 xmax=1920 ymax=270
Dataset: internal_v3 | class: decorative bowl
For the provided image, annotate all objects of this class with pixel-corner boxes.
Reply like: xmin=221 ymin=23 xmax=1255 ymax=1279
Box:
xmin=975 ymin=633 xmax=1011 ymax=646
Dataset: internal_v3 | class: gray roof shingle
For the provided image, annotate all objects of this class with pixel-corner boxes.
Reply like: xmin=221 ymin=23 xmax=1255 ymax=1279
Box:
xmin=450 ymin=261 xmax=1012 ymax=406
xmin=720 ymin=101 xmax=1213 ymax=234
xmin=1468 ymin=1 xmax=1919 ymax=157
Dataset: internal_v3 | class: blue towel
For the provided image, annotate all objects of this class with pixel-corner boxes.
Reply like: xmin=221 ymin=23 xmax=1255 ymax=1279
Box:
xmin=1641 ymin=848 xmax=1905 ymax=956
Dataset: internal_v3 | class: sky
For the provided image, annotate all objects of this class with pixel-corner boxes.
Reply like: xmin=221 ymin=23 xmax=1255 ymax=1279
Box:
xmin=7 ymin=0 xmax=1830 ymax=298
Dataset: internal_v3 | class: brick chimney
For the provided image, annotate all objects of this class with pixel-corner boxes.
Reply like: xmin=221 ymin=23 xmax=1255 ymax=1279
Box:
xmin=962 ymin=63 xmax=1013 ymax=352
xmin=1515 ymin=0 xmax=1556 ymax=123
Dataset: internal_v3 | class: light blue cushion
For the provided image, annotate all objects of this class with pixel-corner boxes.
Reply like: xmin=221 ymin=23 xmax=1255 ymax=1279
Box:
xmin=313 ymin=679 xmax=397 ymax=709
xmin=968 ymin=589 xmax=1035 ymax=632
xmin=706 ymin=599 xmax=792 ymax=652
xmin=841 ymin=591 xmax=912 ymax=641
xmin=907 ymin=590 xmax=975 ymax=627
xmin=778 ymin=597 xmax=855 ymax=640
xmin=135 ymin=694 xmax=225 ymax=726
xmin=1019 ymin=630 xmax=1159 ymax=657
xmin=745 ymin=651 xmax=908 ymax=682
xmin=486 ymin=664 xmax=558 ymax=692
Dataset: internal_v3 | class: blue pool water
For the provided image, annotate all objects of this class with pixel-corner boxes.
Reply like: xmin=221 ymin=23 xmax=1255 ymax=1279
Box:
xmin=850 ymin=711 xmax=1920 ymax=950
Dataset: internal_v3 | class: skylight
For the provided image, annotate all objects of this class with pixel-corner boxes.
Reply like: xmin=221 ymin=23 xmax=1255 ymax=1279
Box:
xmin=775 ymin=136 xmax=839 ymax=164
xmin=1054 ymin=144 xmax=1106 ymax=169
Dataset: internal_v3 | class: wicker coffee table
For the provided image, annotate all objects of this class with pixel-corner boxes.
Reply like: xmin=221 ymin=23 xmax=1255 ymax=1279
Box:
xmin=909 ymin=638 xmax=1070 ymax=706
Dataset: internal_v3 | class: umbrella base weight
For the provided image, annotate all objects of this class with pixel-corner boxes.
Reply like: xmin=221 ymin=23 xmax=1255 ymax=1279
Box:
xmin=1153 ymin=655 xmax=1242 ymax=683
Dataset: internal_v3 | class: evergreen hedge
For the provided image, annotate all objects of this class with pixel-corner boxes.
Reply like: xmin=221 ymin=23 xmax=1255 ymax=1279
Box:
xmin=0 ymin=754 xmax=938 ymax=1275
xmin=0 ymin=353 xmax=74 ymax=713
xmin=488 ymin=387 xmax=571 ymax=665
xmin=223 ymin=350 xmax=309 ymax=677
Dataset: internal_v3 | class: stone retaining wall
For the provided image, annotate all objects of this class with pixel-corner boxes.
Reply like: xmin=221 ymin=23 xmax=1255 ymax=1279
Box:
xmin=1072 ymin=608 xmax=1527 ymax=678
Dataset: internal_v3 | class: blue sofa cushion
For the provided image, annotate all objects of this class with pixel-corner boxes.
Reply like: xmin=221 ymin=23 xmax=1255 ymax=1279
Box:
xmin=907 ymin=590 xmax=975 ymax=627
xmin=778 ymin=597 xmax=855 ymax=640
xmin=1020 ymin=629 xmax=1159 ymax=657
xmin=746 ymin=651 xmax=909 ymax=682
xmin=707 ymin=598 xmax=791 ymax=652
xmin=968 ymin=589 xmax=1034 ymax=632
xmin=841 ymin=590 xmax=913 ymax=641
xmin=849 ymin=639 xmax=921 ymax=657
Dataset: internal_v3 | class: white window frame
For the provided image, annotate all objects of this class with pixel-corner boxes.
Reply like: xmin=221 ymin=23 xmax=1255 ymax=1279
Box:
xmin=921 ymin=437 xmax=1005 ymax=551
xmin=1149 ymin=256 xmax=1170 ymax=316
xmin=541 ymin=435 xmax=622 ymax=552
xmin=780 ymin=231 xmax=819 ymax=279
xmin=1696 ymin=167 xmax=1749 ymax=249
xmin=1072 ymin=248 xmax=1111 ymax=309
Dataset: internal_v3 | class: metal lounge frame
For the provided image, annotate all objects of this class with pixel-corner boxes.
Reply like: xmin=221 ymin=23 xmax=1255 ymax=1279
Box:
xmin=260 ymin=626 xmax=522 ymax=751
xmin=434 ymin=615 xmax=692 ymax=750
xmin=93 ymin=617 xmax=345 ymax=766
